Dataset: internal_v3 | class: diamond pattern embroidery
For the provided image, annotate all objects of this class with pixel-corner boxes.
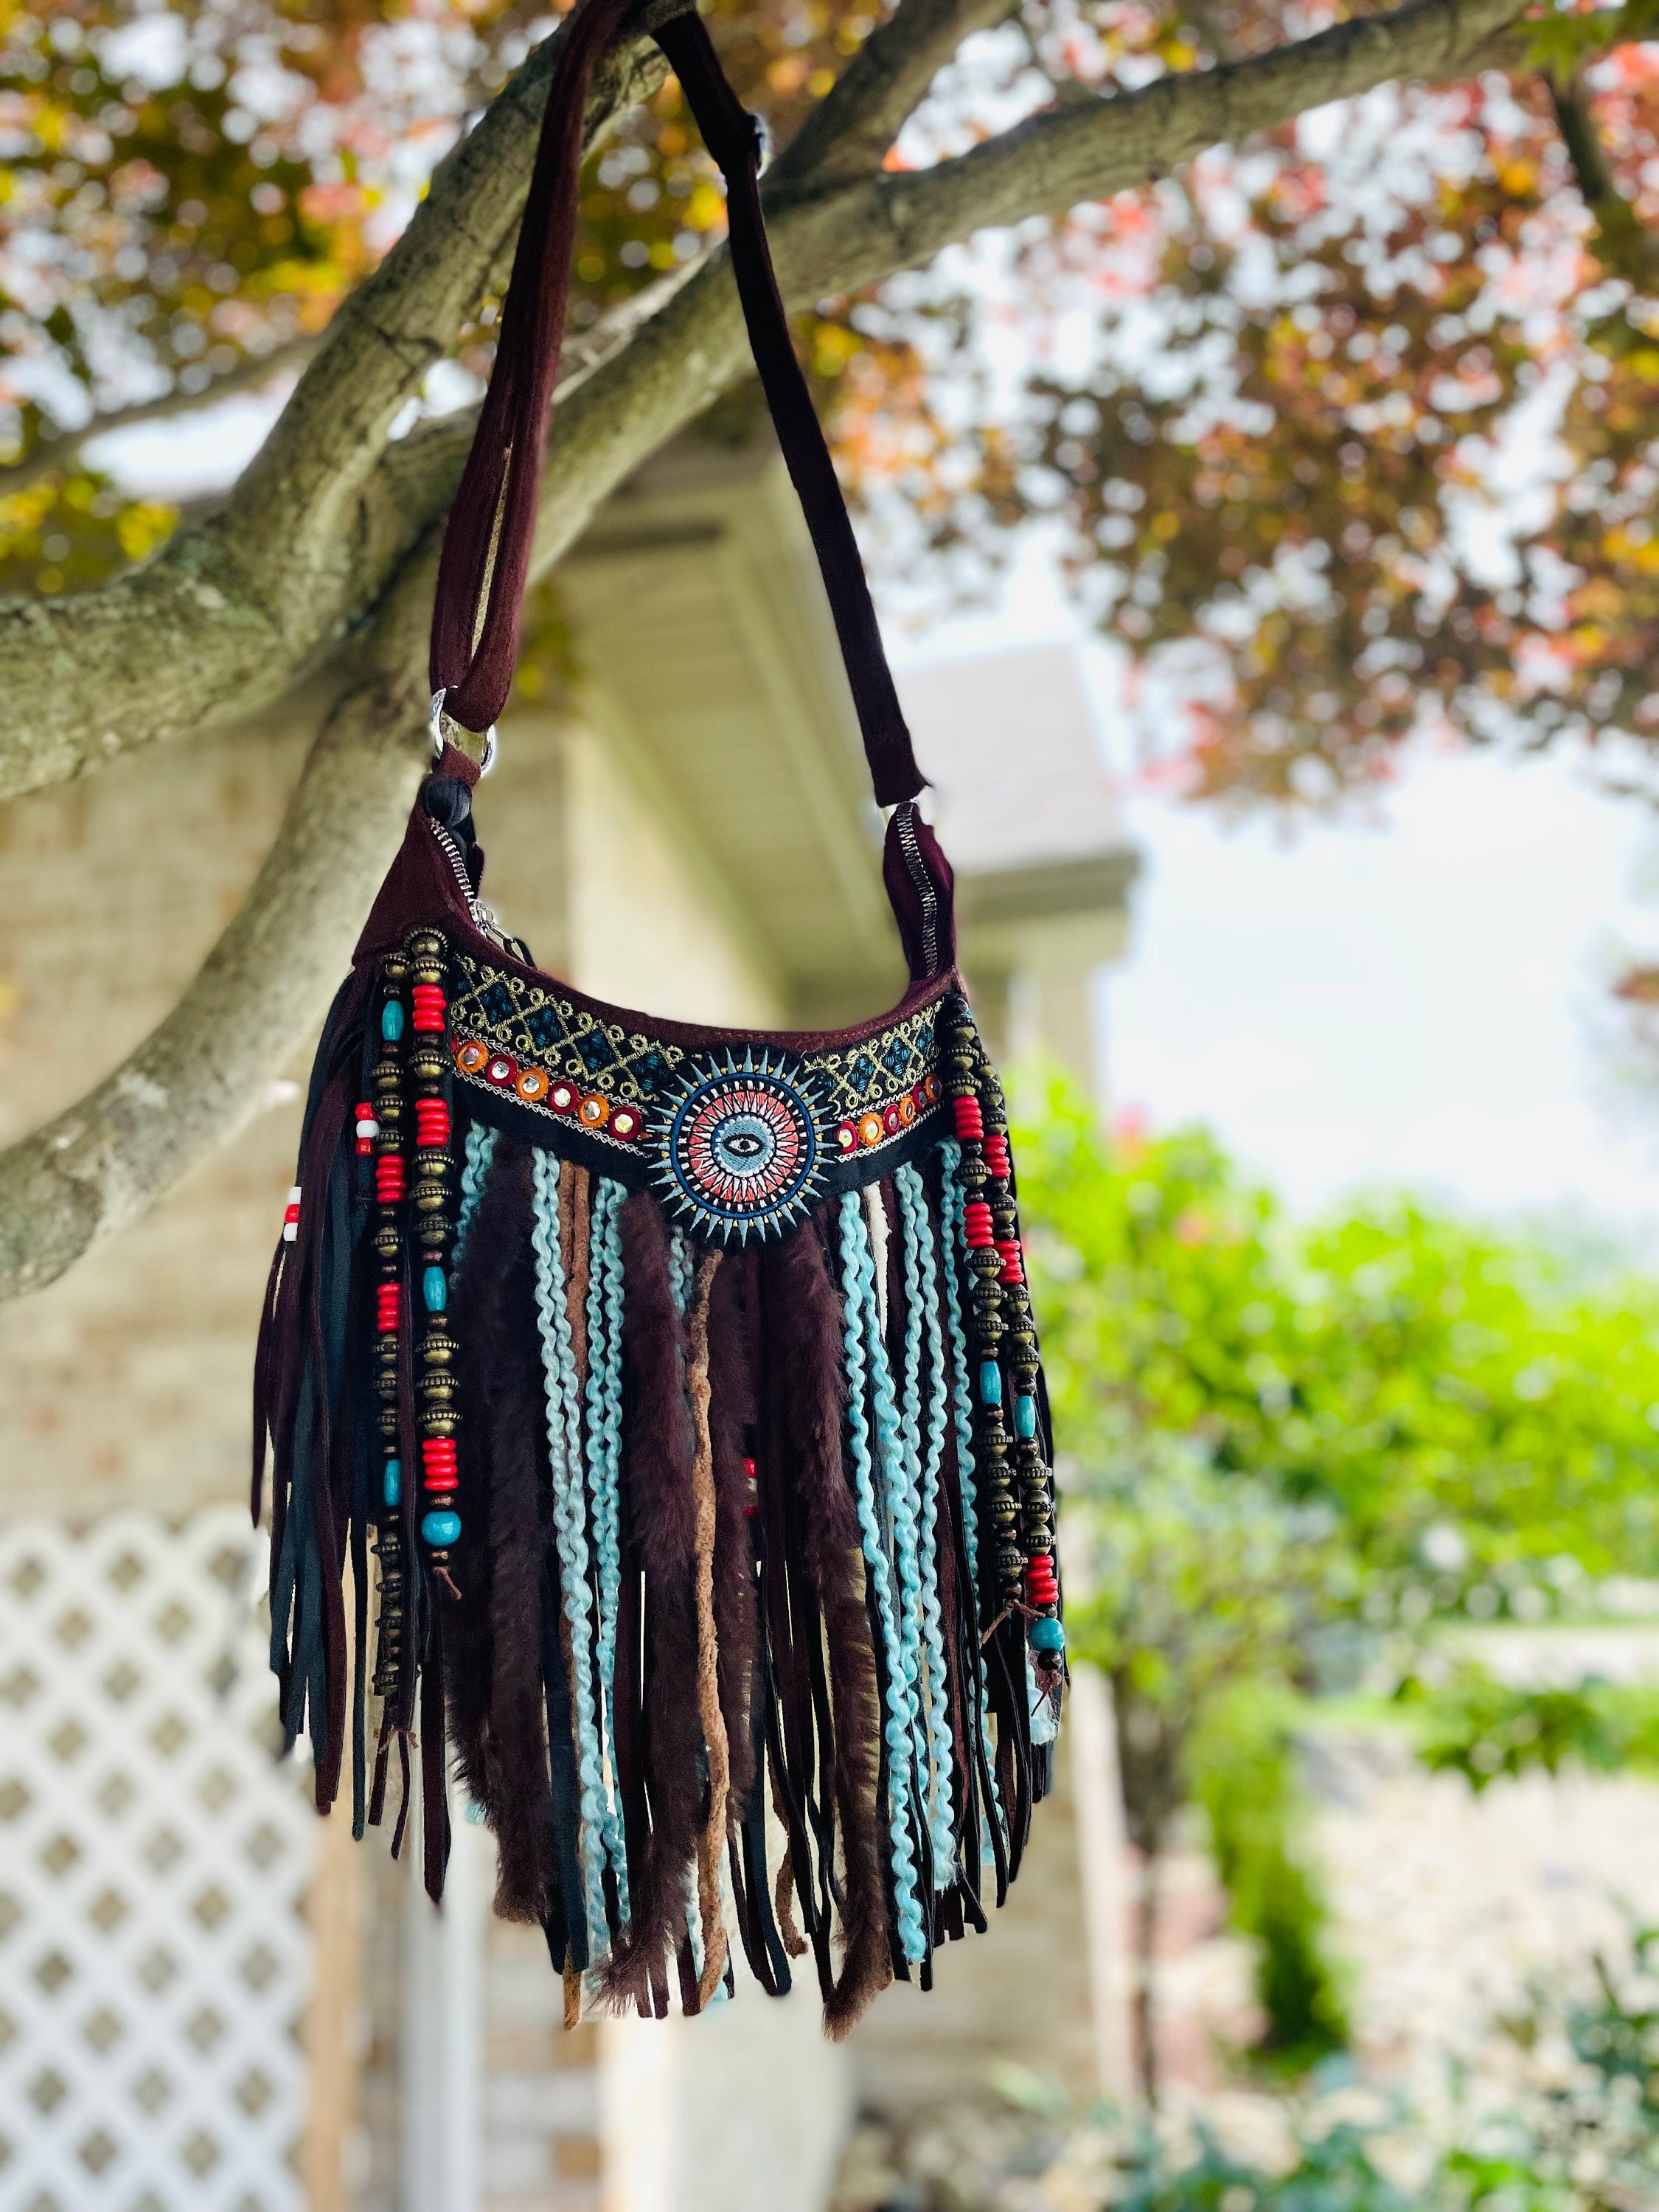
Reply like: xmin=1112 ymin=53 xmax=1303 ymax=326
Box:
xmin=477 ymin=981 xmax=517 ymax=1029
xmin=447 ymin=946 xmax=948 ymax=1139
xmin=524 ymin=1003 xmax=566 ymax=1054
xmin=573 ymin=1026 xmax=618 ymax=1078
xmin=881 ymin=1034 xmax=917 ymax=1083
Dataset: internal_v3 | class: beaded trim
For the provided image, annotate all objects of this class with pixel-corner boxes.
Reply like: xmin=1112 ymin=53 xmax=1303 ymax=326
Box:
xmin=441 ymin=936 xmax=951 ymax=1242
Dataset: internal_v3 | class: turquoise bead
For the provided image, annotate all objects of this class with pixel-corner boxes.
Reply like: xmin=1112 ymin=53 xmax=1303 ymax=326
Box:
xmin=1014 ymin=1393 xmax=1037 ymax=1440
xmin=422 ymin=1509 xmax=462 ymax=1547
xmin=381 ymin=1000 xmax=404 ymax=1041
xmin=422 ymin=1265 xmax=447 ymax=1313
xmin=978 ymin=1360 xmax=1002 ymax=1408
xmin=383 ymin=1458 xmax=401 ymax=1508
xmin=1029 ymin=1616 xmax=1065 ymax=1655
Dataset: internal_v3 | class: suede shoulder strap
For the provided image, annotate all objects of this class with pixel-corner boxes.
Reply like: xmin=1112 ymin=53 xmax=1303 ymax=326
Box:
xmin=428 ymin=0 xmax=925 ymax=810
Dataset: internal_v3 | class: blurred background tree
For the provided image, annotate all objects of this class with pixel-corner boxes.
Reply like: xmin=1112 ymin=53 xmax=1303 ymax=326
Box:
xmin=14 ymin=0 xmax=1659 ymax=810
xmin=1011 ymin=1070 xmax=1659 ymax=2102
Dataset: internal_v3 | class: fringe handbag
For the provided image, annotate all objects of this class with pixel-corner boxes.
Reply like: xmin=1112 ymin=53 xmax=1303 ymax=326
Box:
xmin=256 ymin=0 xmax=1065 ymax=2034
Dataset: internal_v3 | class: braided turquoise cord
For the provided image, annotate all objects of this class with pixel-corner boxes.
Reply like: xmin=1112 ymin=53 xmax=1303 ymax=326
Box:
xmin=863 ymin=1197 xmax=928 ymax=1790
xmin=667 ymin=1228 xmax=694 ymax=1320
xmin=582 ymin=1177 xmax=630 ymax=1913
xmin=453 ymin=1124 xmax=497 ymax=1267
xmin=936 ymin=1141 xmax=982 ymax=1588
xmin=838 ymin=1192 xmax=927 ymax=1965
xmin=886 ymin=1172 xmax=933 ymax=1815
xmin=939 ymin=1138 xmax=1005 ymax=1834
xmin=896 ymin=1163 xmax=959 ymax=1889
xmin=530 ymin=1152 xmax=613 ymax=1955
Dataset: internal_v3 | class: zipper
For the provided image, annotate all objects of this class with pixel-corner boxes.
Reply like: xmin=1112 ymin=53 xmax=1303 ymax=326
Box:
xmin=426 ymin=815 xmax=521 ymax=956
xmin=894 ymin=802 xmax=941 ymax=976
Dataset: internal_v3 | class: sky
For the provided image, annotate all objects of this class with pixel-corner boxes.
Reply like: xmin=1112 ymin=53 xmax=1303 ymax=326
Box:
xmin=889 ymin=543 xmax=1659 ymax=1247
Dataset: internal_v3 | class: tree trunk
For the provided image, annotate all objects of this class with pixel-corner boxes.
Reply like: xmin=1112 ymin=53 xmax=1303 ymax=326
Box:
xmin=1131 ymin=1839 xmax=1163 ymax=2108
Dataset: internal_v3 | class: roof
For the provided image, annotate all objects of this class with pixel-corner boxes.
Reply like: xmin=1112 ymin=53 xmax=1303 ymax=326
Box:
xmin=562 ymin=432 xmax=1139 ymax=1012
xmin=897 ymin=644 xmax=1128 ymax=873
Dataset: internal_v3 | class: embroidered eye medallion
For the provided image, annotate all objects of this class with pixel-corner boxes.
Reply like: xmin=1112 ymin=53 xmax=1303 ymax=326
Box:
xmin=655 ymin=1051 xmax=828 ymax=1244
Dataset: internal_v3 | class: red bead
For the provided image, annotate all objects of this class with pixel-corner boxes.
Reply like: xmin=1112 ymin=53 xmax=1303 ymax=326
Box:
xmin=422 ymin=1439 xmax=458 ymax=1481
xmin=414 ymin=1100 xmax=451 ymax=1147
xmin=984 ymin=1134 xmax=1010 ymax=1178
xmin=953 ymin=1096 xmax=984 ymax=1141
xmin=375 ymin=1284 xmax=400 ymax=1332
xmin=963 ymin=1200 xmax=995 ymax=1248
xmin=411 ymin=984 xmax=446 ymax=1033
xmin=376 ymin=1156 xmax=406 ymax=1203
xmin=422 ymin=1472 xmax=459 ymax=1492
xmin=998 ymin=1238 xmax=1025 ymax=1284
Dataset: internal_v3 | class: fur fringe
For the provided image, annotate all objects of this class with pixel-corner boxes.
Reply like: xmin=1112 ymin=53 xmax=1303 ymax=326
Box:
xmin=259 ymin=982 xmax=1061 ymax=2034
xmin=768 ymin=1217 xmax=894 ymax=2035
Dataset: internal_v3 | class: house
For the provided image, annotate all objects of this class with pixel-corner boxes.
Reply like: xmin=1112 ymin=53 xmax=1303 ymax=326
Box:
xmin=0 ymin=419 xmax=1139 ymax=2212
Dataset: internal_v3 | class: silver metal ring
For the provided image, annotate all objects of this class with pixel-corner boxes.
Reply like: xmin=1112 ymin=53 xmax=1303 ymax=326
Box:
xmin=429 ymin=687 xmax=500 ymax=776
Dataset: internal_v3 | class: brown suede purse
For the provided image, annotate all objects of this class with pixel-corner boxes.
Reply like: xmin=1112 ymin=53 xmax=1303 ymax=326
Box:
xmin=256 ymin=0 xmax=1063 ymax=2034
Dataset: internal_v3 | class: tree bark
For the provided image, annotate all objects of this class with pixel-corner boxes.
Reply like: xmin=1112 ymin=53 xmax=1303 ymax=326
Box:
xmin=0 ymin=0 xmax=1523 ymax=805
xmin=0 ymin=0 xmax=1540 ymax=1294
xmin=1132 ymin=1842 xmax=1163 ymax=2109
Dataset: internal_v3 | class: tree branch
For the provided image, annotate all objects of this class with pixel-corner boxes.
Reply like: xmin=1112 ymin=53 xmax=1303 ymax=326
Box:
xmin=826 ymin=0 xmax=1527 ymax=277
xmin=0 ymin=0 xmax=1543 ymax=1297
xmin=0 ymin=0 xmax=1527 ymax=807
xmin=1548 ymin=70 xmax=1659 ymax=294
xmin=0 ymin=672 xmax=429 ymax=1301
xmin=458 ymin=0 xmax=1535 ymax=605
xmin=0 ymin=20 xmax=664 ymax=804
xmin=769 ymin=0 xmax=1015 ymax=192
xmin=0 ymin=337 xmax=323 ymax=495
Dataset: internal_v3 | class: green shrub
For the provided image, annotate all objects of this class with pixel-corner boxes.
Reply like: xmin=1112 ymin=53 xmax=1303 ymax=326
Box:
xmin=1190 ymin=1687 xmax=1349 ymax=2070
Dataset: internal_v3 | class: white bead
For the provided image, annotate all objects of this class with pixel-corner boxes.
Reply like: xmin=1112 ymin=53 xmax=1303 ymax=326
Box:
xmin=356 ymin=1117 xmax=380 ymax=1139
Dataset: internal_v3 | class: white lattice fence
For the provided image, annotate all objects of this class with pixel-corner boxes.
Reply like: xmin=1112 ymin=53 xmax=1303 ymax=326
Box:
xmin=0 ymin=1509 xmax=318 ymax=2212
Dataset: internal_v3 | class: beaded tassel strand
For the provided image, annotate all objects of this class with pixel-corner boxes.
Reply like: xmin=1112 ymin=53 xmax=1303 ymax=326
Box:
xmin=369 ymin=947 xmax=410 ymax=1714
xmin=977 ymin=1057 xmax=1064 ymax=1675
xmin=938 ymin=998 xmax=1064 ymax=1674
xmin=407 ymin=928 xmax=464 ymax=1575
xmin=940 ymin=1001 xmax=1018 ymax=1617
